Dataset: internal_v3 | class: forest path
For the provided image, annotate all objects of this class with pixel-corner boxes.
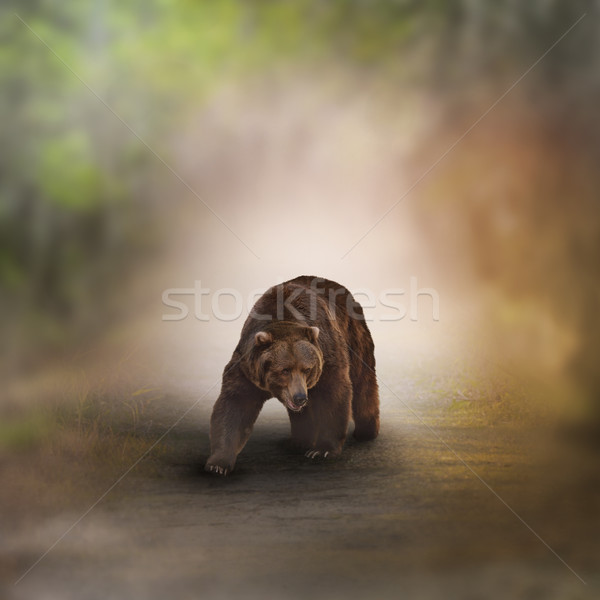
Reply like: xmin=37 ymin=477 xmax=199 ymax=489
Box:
xmin=5 ymin=355 xmax=599 ymax=600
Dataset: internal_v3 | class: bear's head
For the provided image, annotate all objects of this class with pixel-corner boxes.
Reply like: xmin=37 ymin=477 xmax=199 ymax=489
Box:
xmin=244 ymin=322 xmax=323 ymax=412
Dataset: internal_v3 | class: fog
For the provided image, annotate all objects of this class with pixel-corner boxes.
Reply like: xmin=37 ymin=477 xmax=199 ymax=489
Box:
xmin=2 ymin=3 xmax=599 ymax=599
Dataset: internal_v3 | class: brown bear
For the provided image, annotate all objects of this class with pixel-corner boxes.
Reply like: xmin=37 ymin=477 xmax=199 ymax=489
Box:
xmin=205 ymin=275 xmax=379 ymax=475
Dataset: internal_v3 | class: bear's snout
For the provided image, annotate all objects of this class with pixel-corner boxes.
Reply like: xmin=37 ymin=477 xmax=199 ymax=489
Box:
xmin=292 ymin=392 xmax=308 ymax=409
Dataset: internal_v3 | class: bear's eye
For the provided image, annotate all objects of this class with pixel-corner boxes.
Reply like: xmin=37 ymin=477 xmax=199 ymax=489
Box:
xmin=303 ymin=368 xmax=311 ymax=375
xmin=281 ymin=368 xmax=291 ymax=375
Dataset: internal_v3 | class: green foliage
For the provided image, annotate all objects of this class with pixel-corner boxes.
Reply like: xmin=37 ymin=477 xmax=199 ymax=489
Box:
xmin=38 ymin=132 xmax=105 ymax=210
xmin=0 ymin=410 xmax=54 ymax=451
xmin=0 ymin=0 xmax=421 ymax=359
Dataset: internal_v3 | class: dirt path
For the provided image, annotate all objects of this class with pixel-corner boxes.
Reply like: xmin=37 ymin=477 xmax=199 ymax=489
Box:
xmin=4 ymin=375 xmax=599 ymax=600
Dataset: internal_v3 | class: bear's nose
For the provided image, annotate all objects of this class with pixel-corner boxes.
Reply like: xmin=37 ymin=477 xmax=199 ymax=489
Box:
xmin=292 ymin=393 xmax=307 ymax=407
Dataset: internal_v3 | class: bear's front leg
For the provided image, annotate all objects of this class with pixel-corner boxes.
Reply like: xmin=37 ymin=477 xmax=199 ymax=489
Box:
xmin=305 ymin=372 xmax=352 ymax=460
xmin=205 ymin=363 xmax=267 ymax=476
xmin=288 ymin=407 xmax=316 ymax=451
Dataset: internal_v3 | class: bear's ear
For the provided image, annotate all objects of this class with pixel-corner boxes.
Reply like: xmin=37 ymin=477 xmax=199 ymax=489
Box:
xmin=306 ymin=326 xmax=320 ymax=343
xmin=254 ymin=331 xmax=273 ymax=347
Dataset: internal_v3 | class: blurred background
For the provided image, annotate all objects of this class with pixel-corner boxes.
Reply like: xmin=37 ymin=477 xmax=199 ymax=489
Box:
xmin=1 ymin=1 xmax=599 ymax=598
xmin=2 ymin=0 xmax=598 ymax=426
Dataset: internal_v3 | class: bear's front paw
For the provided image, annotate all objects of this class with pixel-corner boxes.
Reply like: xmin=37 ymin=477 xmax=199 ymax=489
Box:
xmin=204 ymin=461 xmax=232 ymax=476
xmin=205 ymin=452 xmax=236 ymax=476
xmin=305 ymin=449 xmax=330 ymax=460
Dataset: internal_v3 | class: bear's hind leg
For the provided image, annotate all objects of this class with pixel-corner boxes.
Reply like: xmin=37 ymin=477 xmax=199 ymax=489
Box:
xmin=351 ymin=366 xmax=380 ymax=442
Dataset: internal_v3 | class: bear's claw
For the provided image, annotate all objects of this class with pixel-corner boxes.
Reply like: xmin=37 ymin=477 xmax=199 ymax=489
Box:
xmin=305 ymin=450 xmax=329 ymax=459
xmin=205 ymin=464 xmax=229 ymax=476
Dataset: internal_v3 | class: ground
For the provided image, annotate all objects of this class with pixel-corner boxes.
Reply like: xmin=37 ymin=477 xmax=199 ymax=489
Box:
xmin=1 ymin=327 xmax=599 ymax=600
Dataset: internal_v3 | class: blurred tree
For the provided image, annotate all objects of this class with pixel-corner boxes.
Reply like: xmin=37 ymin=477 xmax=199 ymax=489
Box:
xmin=406 ymin=0 xmax=600 ymax=430
xmin=2 ymin=0 xmax=599 ymax=435
xmin=0 ymin=0 xmax=331 ymax=366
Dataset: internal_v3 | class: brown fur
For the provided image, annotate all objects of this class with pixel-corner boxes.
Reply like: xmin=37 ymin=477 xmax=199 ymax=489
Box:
xmin=205 ymin=276 xmax=380 ymax=475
